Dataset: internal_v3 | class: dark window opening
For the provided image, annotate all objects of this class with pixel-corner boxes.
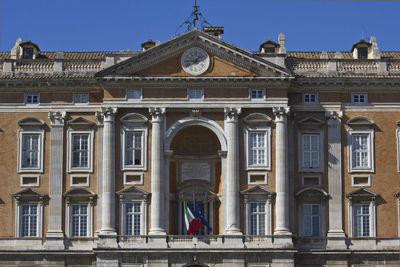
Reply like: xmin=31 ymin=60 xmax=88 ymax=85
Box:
xmin=358 ymin=47 xmax=368 ymax=59
xmin=22 ymin=48 xmax=34 ymax=59
xmin=264 ymin=47 xmax=275 ymax=53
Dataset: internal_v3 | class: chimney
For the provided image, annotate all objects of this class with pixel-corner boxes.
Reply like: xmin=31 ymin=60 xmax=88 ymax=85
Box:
xmin=203 ymin=26 xmax=224 ymax=39
xmin=141 ymin=39 xmax=156 ymax=51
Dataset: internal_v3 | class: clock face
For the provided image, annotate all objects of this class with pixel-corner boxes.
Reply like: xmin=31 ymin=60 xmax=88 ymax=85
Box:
xmin=181 ymin=47 xmax=210 ymax=75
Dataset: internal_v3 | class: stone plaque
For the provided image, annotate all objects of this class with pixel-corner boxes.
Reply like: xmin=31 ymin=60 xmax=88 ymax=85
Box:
xmin=181 ymin=162 xmax=211 ymax=182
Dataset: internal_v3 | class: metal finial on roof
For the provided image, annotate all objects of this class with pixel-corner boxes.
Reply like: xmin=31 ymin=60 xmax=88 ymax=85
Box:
xmin=175 ymin=0 xmax=212 ymax=36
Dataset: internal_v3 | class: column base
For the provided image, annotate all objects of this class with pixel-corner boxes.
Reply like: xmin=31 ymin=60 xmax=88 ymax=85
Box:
xmin=326 ymin=230 xmax=347 ymax=250
xmin=225 ymin=227 xmax=242 ymax=235
xmin=149 ymin=228 xmax=167 ymax=235
xmin=273 ymin=232 xmax=293 ymax=248
xmin=44 ymin=231 xmax=65 ymax=250
xmin=98 ymin=231 xmax=118 ymax=248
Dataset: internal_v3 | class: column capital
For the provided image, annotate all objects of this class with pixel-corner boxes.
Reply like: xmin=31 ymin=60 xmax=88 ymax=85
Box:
xmin=325 ymin=110 xmax=343 ymax=124
xmin=149 ymin=107 xmax=166 ymax=122
xmin=100 ymin=107 xmax=118 ymax=122
xmin=224 ymin=107 xmax=241 ymax=122
xmin=48 ymin=111 xmax=66 ymax=126
xmin=273 ymin=107 xmax=290 ymax=121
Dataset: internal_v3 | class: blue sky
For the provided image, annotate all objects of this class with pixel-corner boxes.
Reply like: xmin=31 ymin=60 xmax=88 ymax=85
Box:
xmin=1 ymin=0 xmax=400 ymax=52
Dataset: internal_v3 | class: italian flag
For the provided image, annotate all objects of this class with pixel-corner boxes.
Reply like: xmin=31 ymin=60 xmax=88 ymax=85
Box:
xmin=183 ymin=200 xmax=203 ymax=235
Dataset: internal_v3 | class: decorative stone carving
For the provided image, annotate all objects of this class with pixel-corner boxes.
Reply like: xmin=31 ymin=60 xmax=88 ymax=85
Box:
xmin=48 ymin=111 xmax=66 ymax=126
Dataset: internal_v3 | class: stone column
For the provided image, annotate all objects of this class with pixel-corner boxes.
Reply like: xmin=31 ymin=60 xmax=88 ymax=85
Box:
xmin=100 ymin=107 xmax=117 ymax=236
xmin=224 ymin=108 xmax=241 ymax=234
xmin=273 ymin=107 xmax=292 ymax=242
xmin=149 ymin=107 xmax=166 ymax=235
xmin=95 ymin=111 xmax=104 ymax=236
xmin=45 ymin=111 xmax=66 ymax=249
xmin=326 ymin=111 xmax=346 ymax=249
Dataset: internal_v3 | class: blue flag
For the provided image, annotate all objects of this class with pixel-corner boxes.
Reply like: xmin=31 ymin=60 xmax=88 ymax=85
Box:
xmin=193 ymin=195 xmax=212 ymax=232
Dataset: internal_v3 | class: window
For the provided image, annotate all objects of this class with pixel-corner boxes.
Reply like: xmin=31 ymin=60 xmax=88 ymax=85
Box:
xmin=346 ymin=187 xmax=377 ymax=237
xmin=302 ymin=134 xmax=320 ymax=168
xmin=127 ymin=89 xmax=142 ymax=100
xmin=353 ymin=203 xmax=370 ymax=237
xmin=73 ymin=93 xmax=89 ymax=104
xmin=64 ymin=188 xmax=95 ymax=237
xmin=241 ymin=185 xmax=273 ymax=236
xmin=13 ymin=188 xmax=45 ymax=238
xmin=18 ymin=131 xmax=44 ymax=173
xmin=122 ymin=128 xmax=147 ymax=170
xmin=352 ymin=175 xmax=371 ymax=187
xmin=352 ymin=93 xmax=368 ymax=104
xmin=187 ymin=88 xmax=204 ymax=100
xmin=125 ymin=202 xmax=142 ymax=235
xmin=302 ymin=175 xmax=321 ymax=187
xmin=348 ymin=131 xmax=374 ymax=172
xmin=123 ymin=172 xmax=144 ymax=185
xmin=249 ymin=202 xmax=265 ymax=235
xmin=70 ymin=174 xmax=89 ymax=187
xmin=248 ymin=172 xmax=268 ymax=185
xmin=245 ymin=127 xmax=271 ymax=170
xmin=358 ymin=47 xmax=368 ymax=59
xmin=20 ymin=175 xmax=40 ymax=187
xmin=118 ymin=186 xmax=149 ymax=236
xmin=304 ymin=93 xmax=317 ymax=104
xmin=25 ymin=94 xmax=40 ymax=104
xmin=67 ymin=130 xmax=94 ymax=173
xmin=22 ymin=48 xmax=34 ymax=59
xmin=303 ymin=204 xmax=320 ymax=237
xmin=250 ymin=88 xmax=265 ymax=100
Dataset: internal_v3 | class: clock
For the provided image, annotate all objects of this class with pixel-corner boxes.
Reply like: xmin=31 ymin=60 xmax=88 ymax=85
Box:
xmin=181 ymin=47 xmax=210 ymax=75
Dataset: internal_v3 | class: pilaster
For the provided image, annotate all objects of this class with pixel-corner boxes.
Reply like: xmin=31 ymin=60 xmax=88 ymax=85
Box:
xmin=325 ymin=110 xmax=347 ymax=249
xmin=224 ymin=107 xmax=242 ymax=235
xmin=95 ymin=111 xmax=104 ymax=236
xmin=45 ymin=111 xmax=66 ymax=249
xmin=149 ymin=107 xmax=167 ymax=235
xmin=273 ymin=107 xmax=292 ymax=247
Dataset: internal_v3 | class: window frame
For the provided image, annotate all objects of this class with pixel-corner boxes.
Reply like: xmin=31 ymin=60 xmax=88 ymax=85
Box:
xmin=121 ymin=126 xmax=148 ymax=171
xmin=126 ymin=88 xmax=143 ymax=101
xmin=244 ymin=126 xmax=271 ymax=171
xmin=347 ymin=129 xmax=374 ymax=173
xmin=249 ymin=88 xmax=266 ymax=100
xmin=247 ymin=172 xmax=268 ymax=185
xmin=24 ymin=93 xmax=40 ymax=105
xmin=298 ymin=129 xmax=324 ymax=173
xmin=18 ymin=130 xmax=45 ymax=173
xmin=73 ymin=93 xmax=89 ymax=104
xmin=351 ymin=93 xmax=368 ymax=105
xmin=67 ymin=129 xmax=94 ymax=173
xmin=302 ymin=174 xmax=321 ymax=187
xmin=349 ymin=201 xmax=375 ymax=237
xmin=187 ymin=88 xmax=204 ymax=101
xmin=303 ymin=93 xmax=318 ymax=104
xmin=65 ymin=201 xmax=93 ymax=238
xmin=351 ymin=175 xmax=371 ymax=187
xmin=248 ymin=201 xmax=267 ymax=235
xmin=302 ymin=203 xmax=321 ymax=237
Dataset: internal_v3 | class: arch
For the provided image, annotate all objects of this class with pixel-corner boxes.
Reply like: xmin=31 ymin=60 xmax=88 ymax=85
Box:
xmin=165 ymin=117 xmax=227 ymax=151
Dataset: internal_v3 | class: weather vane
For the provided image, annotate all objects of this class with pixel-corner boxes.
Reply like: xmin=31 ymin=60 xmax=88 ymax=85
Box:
xmin=175 ymin=0 xmax=212 ymax=36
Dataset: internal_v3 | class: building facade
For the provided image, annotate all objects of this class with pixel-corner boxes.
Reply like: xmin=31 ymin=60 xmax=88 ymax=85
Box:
xmin=0 ymin=29 xmax=400 ymax=266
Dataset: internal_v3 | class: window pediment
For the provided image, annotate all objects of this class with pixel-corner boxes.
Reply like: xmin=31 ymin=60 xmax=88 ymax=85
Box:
xmin=296 ymin=187 xmax=328 ymax=200
xmin=13 ymin=188 xmax=46 ymax=202
xmin=117 ymin=185 xmax=150 ymax=198
xmin=347 ymin=116 xmax=374 ymax=127
xmin=120 ymin=113 xmax=148 ymax=125
xmin=241 ymin=185 xmax=275 ymax=196
xmin=243 ymin=113 xmax=272 ymax=125
xmin=297 ymin=116 xmax=324 ymax=127
xmin=18 ymin=117 xmax=45 ymax=127
xmin=67 ymin=117 xmax=96 ymax=128
xmin=346 ymin=187 xmax=378 ymax=199
xmin=63 ymin=187 xmax=96 ymax=203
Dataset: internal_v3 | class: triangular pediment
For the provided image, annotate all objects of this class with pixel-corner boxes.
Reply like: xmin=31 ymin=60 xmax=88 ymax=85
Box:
xmin=117 ymin=186 xmax=150 ymax=196
xmin=13 ymin=188 xmax=46 ymax=201
xmin=297 ymin=116 xmax=325 ymax=127
xmin=346 ymin=187 xmax=378 ymax=199
xmin=96 ymin=30 xmax=293 ymax=79
xmin=241 ymin=185 xmax=275 ymax=196
xmin=67 ymin=117 xmax=96 ymax=127
xmin=63 ymin=187 xmax=96 ymax=197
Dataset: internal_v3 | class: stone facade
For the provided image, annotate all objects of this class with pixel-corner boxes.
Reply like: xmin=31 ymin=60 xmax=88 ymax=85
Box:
xmin=0 ymin=30 xmax=400 ymax=266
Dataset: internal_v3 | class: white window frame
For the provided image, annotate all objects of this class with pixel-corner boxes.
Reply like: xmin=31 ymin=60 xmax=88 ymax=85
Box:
xmin=348 ymin=200 xmax=376 ymax=237
xmin=126 ymin=88 xmax=142 ymax=101
xmin=348 ymin=129 xmax=374 ymax=173
xmin=247 ymin=172 xmax=268 ymax=185
xmin=302 ymin=203 xmax=321 ymax=237
xmin=187 ymin=88 xmax=204 ymax=100
xmin=244 ymin=126 xmax=271 ymax=170
xmin=16 ymin=202 xmax=43 ymax=237
xmin=20 ymin=174 xmax=40 ymax=187
xmin=121 ymin=126 xmax=148 ymax=171
xmin=351 ymin=93 xmax=368 ymax=105
xmin=70 ymin=174 xmax=90 ymax=187
xmin=65 ymin=202 xmax=93 ymax=237
xmin=351 ymin=175 xmax=371 ymax=187
xmin=24 ymin=93 xmax=40 ymax=105
xmin=298 ymin=130 xmax=324 ymax=173
xmin=249 ymin=88 xmax=266 ymax=100
xmin=302 ymin=174 xmax=321 ymax=187
xmin=67 ymin=129 xmax=94 ymax=173
xmin=73 ymin=93 xmax=89 ymax=104
xmin=244 ymin=196 xmax=272 ymax=236
xmin=303 ymin=93 xmax=318 ymax=104
xmin=123 ymin=172 xmax=144 ymax=185
xmin=120 ymin=199 xmax=147 ymax=236
xmin=17 ymin=130 xmax=45 ymax=173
